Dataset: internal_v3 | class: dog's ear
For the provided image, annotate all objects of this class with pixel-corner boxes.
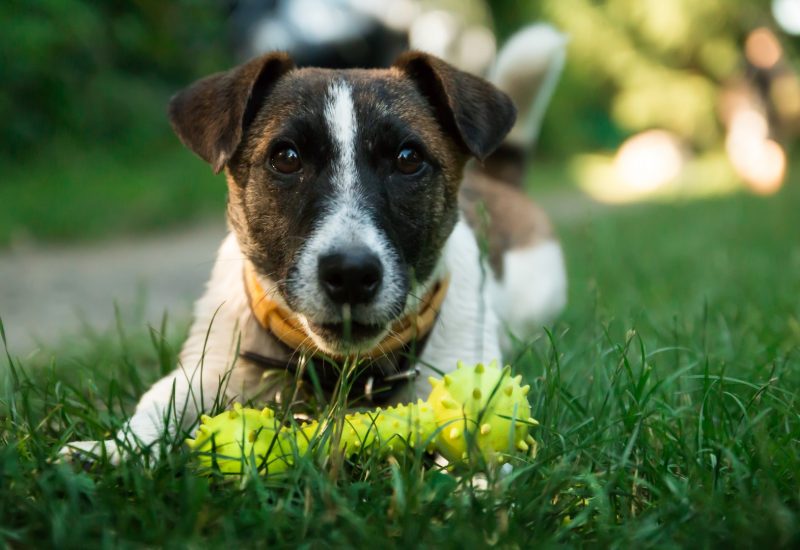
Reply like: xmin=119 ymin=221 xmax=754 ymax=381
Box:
xmin=393 ymin=52 xmax=516 ymax=161
xmin=168 ymin=52 xmax=295 ymax=173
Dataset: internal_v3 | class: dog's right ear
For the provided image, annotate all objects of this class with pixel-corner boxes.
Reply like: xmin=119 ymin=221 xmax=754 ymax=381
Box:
xmin=168 ymin=52 xmax=295 ymax=173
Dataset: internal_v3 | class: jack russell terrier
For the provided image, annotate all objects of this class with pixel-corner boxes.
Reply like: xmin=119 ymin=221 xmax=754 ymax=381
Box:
xmin=61 ymin=25 xmax=568 ymax=464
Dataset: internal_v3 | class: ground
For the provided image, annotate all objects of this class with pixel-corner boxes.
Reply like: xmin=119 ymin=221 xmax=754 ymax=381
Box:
xmin=1 ymin=166 xmax=799 ymax=547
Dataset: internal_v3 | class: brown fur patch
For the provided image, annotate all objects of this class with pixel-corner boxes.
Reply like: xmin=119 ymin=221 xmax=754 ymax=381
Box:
xmin=459 ymin=166 xmax=555 ymax=277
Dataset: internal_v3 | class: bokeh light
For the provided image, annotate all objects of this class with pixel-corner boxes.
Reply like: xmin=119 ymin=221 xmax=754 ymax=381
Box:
xmin=772 ymin=0 xmax=800 ymax=35
xmin=408 ymin=9 xmax=495 ymax=74
xmin=409 ymin=10 xmax=458 ymax=58
xmin=454 ymin=25 xmax=496 ymax=74
xmin=745 ymin=27 xmax=783 ymax=69
xmin=725 ymin=108 xmax=787 ymax=194
xmin=613 ymin=130 xmax=685 ymax=192
xmin=771 ymin=74 xmax=800 ymax=119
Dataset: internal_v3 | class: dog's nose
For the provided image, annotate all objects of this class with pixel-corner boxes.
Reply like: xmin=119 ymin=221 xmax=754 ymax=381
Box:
xmin=318 ymin=248 xmax=383 ymax=305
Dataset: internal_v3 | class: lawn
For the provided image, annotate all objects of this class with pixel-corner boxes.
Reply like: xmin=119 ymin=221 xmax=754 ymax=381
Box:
xmin=1 ymin=176 xmax=799 ymax=547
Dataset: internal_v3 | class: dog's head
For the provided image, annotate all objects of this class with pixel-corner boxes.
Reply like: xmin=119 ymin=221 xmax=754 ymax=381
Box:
xmin=169 ymin=52 xmax=515 ymax=355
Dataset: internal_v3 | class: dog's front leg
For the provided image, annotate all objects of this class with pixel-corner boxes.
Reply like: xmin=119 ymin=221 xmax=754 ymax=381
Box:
xmin=60 ymin=234 xmax=251 ymax=465
xmin=60 ymin=310 xmax=245 ymax=465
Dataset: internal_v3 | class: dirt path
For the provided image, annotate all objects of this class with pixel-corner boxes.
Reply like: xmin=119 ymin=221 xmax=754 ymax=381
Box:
xmin=0 ymin=222 xmax=227 ymax=356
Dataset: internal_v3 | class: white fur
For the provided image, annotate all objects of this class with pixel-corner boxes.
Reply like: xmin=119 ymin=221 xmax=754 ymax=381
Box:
xmin=326 ymin=79 xmax=358 ymax=196
xmin=490 ymin=239 xmax=567 ymax=346
xmin=416 ymin=219 xmax=502 ymax=395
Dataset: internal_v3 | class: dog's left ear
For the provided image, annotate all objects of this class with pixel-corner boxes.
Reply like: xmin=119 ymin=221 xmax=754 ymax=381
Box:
xmin=168 ymin=52 xmax=295 ymax=173
xmin=393 ymin=52 xmax=516 ymax=161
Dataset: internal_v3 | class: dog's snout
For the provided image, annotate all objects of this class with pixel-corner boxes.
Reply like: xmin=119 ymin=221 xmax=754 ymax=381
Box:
xmin=318 ymin=248 xmax=383 ymax=305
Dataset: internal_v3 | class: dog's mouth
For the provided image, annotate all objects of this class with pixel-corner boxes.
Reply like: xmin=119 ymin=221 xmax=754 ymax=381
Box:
xmin=305 ymin=319 xmax=388 ymax=350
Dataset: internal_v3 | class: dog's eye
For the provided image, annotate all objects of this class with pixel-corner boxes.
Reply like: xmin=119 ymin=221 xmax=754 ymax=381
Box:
xmin=270 ymin=145 xmax=302 ymax=174
xmin=396 ymin=146 xmax=424 ymax=175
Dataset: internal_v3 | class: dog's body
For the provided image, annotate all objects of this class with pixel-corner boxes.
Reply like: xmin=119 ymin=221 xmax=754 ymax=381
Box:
xmin=62 ymin=25 xmax=567 ymax=463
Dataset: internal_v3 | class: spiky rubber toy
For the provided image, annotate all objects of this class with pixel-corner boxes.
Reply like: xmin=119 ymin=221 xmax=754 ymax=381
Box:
xmin=185 ymin=361 xmax=538 ymax=475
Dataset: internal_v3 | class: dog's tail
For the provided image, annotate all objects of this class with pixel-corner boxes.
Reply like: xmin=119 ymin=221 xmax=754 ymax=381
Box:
xmin=480 ymin=24 xmax=568 ymax=185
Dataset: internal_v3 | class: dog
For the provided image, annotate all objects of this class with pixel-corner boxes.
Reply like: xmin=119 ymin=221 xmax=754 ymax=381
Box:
xmin=60 ymin=25 xmax=568 ymax=464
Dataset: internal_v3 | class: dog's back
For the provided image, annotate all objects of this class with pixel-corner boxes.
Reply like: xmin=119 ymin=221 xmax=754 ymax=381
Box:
xmin=460 ymin=25 xmax=568 ymax=342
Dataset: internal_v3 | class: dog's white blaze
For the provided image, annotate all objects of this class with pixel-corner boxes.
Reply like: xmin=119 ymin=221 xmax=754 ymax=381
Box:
xmin=289 ymin=80 xmax=405 ymax=351
xmin=325 ymin=80 xmax=358 ymax=196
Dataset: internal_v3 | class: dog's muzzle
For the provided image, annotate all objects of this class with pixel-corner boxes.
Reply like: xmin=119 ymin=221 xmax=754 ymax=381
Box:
xmin=243 ymin=262 xmax=449 ymax=360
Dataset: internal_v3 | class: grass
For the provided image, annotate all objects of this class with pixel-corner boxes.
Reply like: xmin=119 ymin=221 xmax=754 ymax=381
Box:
xmin=1 ymin=178 xmax=799 ymax=547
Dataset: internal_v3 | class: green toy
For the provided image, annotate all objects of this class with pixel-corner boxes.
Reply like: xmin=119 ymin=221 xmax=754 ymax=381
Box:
xmin=185 ymin=361 xmax=537 ymax=475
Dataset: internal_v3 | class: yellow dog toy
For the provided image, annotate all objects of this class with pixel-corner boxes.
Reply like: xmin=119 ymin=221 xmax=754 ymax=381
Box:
xmin=186 ymin=361 xmax=537 ymax=474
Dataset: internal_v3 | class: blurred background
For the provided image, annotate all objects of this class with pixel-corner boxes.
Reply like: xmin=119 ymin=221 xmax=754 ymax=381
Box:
xmin=1 ymin=0 xmax=798 ymax=352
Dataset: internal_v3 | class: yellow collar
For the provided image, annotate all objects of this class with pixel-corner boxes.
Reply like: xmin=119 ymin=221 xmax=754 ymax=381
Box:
xmin=243 ymin=263 xmax=449 ymax=360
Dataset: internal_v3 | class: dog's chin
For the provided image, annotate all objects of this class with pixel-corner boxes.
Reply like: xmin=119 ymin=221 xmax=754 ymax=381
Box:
xmin=304 ymin=319 xmax=389 ymax=355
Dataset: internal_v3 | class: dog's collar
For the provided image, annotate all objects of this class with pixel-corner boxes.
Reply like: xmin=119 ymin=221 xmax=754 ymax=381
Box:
xmin=243 ymin=262 xmax=449 ymax=360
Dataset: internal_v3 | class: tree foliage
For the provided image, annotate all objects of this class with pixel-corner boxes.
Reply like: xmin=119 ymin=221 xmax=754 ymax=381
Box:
xmin=491 ymin=0 xmax=797 ymax=155
xmin=0 ymin=0 xmax=230 ymax=156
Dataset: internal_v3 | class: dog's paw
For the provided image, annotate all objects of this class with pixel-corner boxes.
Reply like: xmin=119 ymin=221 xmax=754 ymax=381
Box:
xmin=58 ymin=439 xmax=123 ymax=467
